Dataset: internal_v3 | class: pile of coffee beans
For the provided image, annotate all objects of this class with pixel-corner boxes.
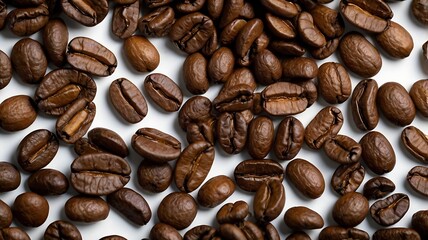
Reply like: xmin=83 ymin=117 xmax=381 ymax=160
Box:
xmin=0 ymin=0 xmax=428 ymax=239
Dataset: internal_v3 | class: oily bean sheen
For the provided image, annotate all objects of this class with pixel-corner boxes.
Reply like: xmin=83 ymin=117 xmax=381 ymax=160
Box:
xmin=370 ymin=193 xmax=410 ymax=226
xmin=234 ymin=18 xmax=264 ymax=62
xmin=124 ymin=35 xmax=160 ymax=72
xmin=297 ymin=11 xmax=326 ymax=48
xmin=240 ymin=220 xmax=264 ymax=239
xmin=0 ymin=95 xmax=37 ymax=132
xmin=363 ymin=176 xmax=395 ymax=200
xmin=184 ymin=225 xmax=216 ymax=240
xmin=78 ymin=127 xmax=129 ymax=158
xmin=373 ymin=228 xmax=421 ymax=240
xmin=11 ymin=38 xmax=47 ymax=84
xmin=318 ymin=62 xmax=352 ymax=104
xmin=305 ymin=106 xmax=343 ymax=149
xmin=375 ymin=21 xmax=413 ymax=58
xmin=234 ymin=159 xmax=284 ymax=192
xmin=401 ymin=126 xmax=428 ymax=163
xmin=197 ymin=175 xmax=235 ymax=208
xmin=319 ymin=226 xmax=369 ymax=240
xmin=324 ymin=135 xmax=362 ymax=164
xmin=107 ymin=187 xmax=151 ymax=225
xmin=0 ymin=50 xmax=11 ymax=89
xmin=309 ymin=4 xmax=345 ymax=38
xmin=282 ymin=57 xmax=318 ymax=80
xmin=286 ymin=159 xmax=325 ymax=199
xmin=219 ymin=224 xmax=247 ymax=240
xmin=0 ymin=227 xmax=30 ymax=240
xmin=407 ymin=166 xmax=428 ymax=197
xmin=261 ymin=223 xmax=282 ymax=240
xmin=112 ymin=1 xmax=139 ymax=39
xmin=44 ymin=220 xmax=82 ymax=240
xmin=253 ymin=49 xmax=282 ymax=85
xmin=351 ymin=79 xmax=379 ymax=131
xmin=269 ymin=40 xmax=306 ymax=57
xmin=13 ymin=192 xmax=49 ymax=227
xmin=216 ymin=110 xmax=253 ymax=154
xmin=138 ymin=6 xmax=175 ymax=37
xmin=253 ymin=179 xmax=285 ymax=223
xmin=410 ymin=79 xmax=428 ymax=117
xmin=377 ymin=82 xmax=416 ymax=126
xmin=7 ymin=4 xmax=49 ymax=36
xmin=178 ymin=96 xmax=213 ymax=131
xmin=144 ymin=73 xmax=183 ymax=112
xmin=0 ymin=162 xmax=20 ymax=192
xmin=274 ymin=116 xmax=304 ymax=161
xmin=260 ymin=0 xmax=299 ymax=18
xmin=137 ymin=160 xmax=172 ymax=193
xmin=157 ymin=192 xmax=197 ymax=230
xmin=67 ymin=37 xmax=117 ymax=76
xmin=412 ymin=210 xmax=428 ymax=239
xmin=261 ymin=82 xmax=308 ymax=116
xmin=61 ymin=0 xmax=109 ymax=26
xmin=42 ymin=18 xmax=68 ymax=67
xmin=0 ymin=199 xmax=12 ymax=229
xmin=331 ymin=162 xmax=365 ymax=195
xmin=216 ymin=201 xmax=249 ymax=224
xmin=65 ymin=195 xmax=109 ymax=222
xmin=412 ymin=0 xmax=428 ymax=25
xmin=248 ymin=116 xmax=274 ymax=159
xmin=333 ymin=192 xmax=369 ymax=227
xmin=17 ymin=129 xmax=59 ymax=172
xmin=284 ymin=206 xmax=324 ymax=230
xmin=183 ymin=52 xmax=209 ymax=94
xmin=28 ymin=169 xmax=69 ymax=195
xmin=264 ymin=13 xmax=295 ymax=40
xmin=339 ymin=32 xmax=382 ymax=78
xmin=150 ymin=223 xmax=182 ymax=240
xmin=360 ymin=131 xmax=395 ymax=175
xmin=213 ymin=84 xmax=254 ymax=112
xmin=208 ymin=47 xmax=235 ymax=83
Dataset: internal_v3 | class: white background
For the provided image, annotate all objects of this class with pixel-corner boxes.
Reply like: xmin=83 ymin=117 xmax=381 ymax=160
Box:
xmin=0 ymin=1 xmax=427 ymax=239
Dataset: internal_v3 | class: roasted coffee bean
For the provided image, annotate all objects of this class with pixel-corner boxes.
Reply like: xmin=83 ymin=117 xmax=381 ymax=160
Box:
xmin=157 ymin=192 xmax=197 ymax=230
xmin=309 ymin=3 xmax=345 ymax=38
xmin=111 ymin=0 xmax=138 ymax=4
xmin=0 ymin=0 xmax=6 ymax=30
xmin=253 ymin=49 xmax=282 ymax=85
xmin=360 ymin=131 xmax=396 ymax=175
xmin=28 ymin=169 xmax=69 ymax=195
xmin=0 ymin=162 xmax=20 ymax=192
xmin=197 ymin=175 xmax=235 ymax=208
xmin=185 ymin=117 xmax=216 ymax=145
xmin=260 ymin=0 xmax=299 ymax=18
xmin=253 ymin=179 xmax=285 ymax=223
xmin=373 ymin=228 xmax=421 ymax=240
xmin=363 ymin=176 xmax=395 ymax=199
xmin=44 ymin=220 xmax=82 ymax=240
xmin=297 ymin=11 xmax=326 ymax=48
xmin=284 ymin=206 xmax=324 ymax=230
xmin=305 ymin=106 xmax=343 ymax=149
xmin=150 ymin=223 xmax=182 ymax=240
xmin=124 ymin=35 xmax=160 ymax=72
xmin=7 ymin=4 xmax=49 ymax=36
xmin=0 ymin=227 xmax=31 ymax=240
xmin=220 ymin=19 xmax=247 ymax=46
xmin=144 ymin=0 xmax=172 ymax=8
xmin=61 ymin=0 xmax=109 ymax=26
xmin=0 ymin=199 xmax=12 ymax=229
xmin=107 ymin=187 xmax=151 ymax=225
xmin=351 ymin=79 xmax=379 ymax=131
xmin=17 ymin=129 xmax=59 ymax=172
xmin=184 ymin=225 xmax=216 ymax=240
xmin=309 ymin=38 xmax=340 ymax=60
xmin=139 ymin=6 xmax=175 ymax=37
xmin=100 ymin=235 xmax=127 ymax=240
xmin=269 ymin=40 xmax=306 ymax=57
xmin=265 ymin=13 xmax=295 ymax=40
xmin=261 ymin=82 xmax=308 ymax=116
xmin=375 ymin=21 xmax=413 ymax=58
xmin=234 ymin=18 xmax=263 ymax=61
xmin=207 ymin=47 xmax=235 ymax=84
xmin=218 ymin=223 xmax=247 ymax=240
xmin=178 ymin=96 xmax=213 ymax=131
xmin=401 ymin=126 xmax=428 ymax=163
xmin=77 ymin=127 xmax=128 ymax=157
xmin=213 ymin=84 xmax=254 ymax=112
xmin=412 ymin=0 xmax=428 ymax=25
xmin=137 ymin=160 xmax=172 ymax=193
xmin=175 ymin=0 xmax=205 ymax=13
xmin=331 ymin=162 xmax=365 ymax=195
xmin=216 ymin=110 xmax=252 ymax=154
xmin=377 ymin=82 xmax=416 ymax=126
xmin=144 ymin=73 xmax=183 ymax=112
xmin=240 ymin=221 xmax=264 ymax=239
xmin=218 ymin=0 xmax=244 ymax=28
xmin=206 ymin=0 xmax=223 ymax=20
xmin=412 ymin=210 xmax=428 ymax=239
xmin=286 ymin=232 xmax=311 ymax=240
xmin=221 ymin=67 xmax=257 ymax=92
xmin=0 ymin=50 xmax=12 ymax=89
xmin=234 ymin=159 xmax=284 ymax=192
xmin=183 ymin=52 xmax=209 ymax=94
xmin=13 ymin=192 xmax=49 ymax=227
xmin=298 ymin=80 xmax=318 ymax=107
xmin=42 ymin=18 xmax=68 ymax=66
xmin=35 ymin=68 xmax=96 ymax=116
xmin=410 ymin=79 xmax=428 ymax=117
xmin=262 ymin=223 xmax=280 ymax=240
xmin=65 ymin=195 xmax=109 ymax=222
xmin=11 ymin=38 xmax=47 ymax=84
xmin=319 ymin=226 xmax=369 ymax=240
xmin=56 ymin=98 xmax=96 ymax=144
xmin=247 ymin=116 xmax=274 ymax=159
xmin=282 ymin=57 xmax=318 ymax=80
xmin=407 ymin=166 xmax=428 ymax=197
xmin=424 ymin=41 xmax=428 ymax=60
xmin=112 ymin=1 xmax=139 ymax=39
xmin=67 ymin=37 xmax=117 ymax=76
xmin=0 ymin=95 xmax=37 ymax=132
xmin=286 ymin=159 xmax=325 ymax=199
xmin=339 ymin=32 xmax=382 ymax=78
xmin=216 ymin=200 xmax=249 ymax=224
xmin=370 ymin=193 xmax=410 ymax=226
xmin=274 ymin=116 xmax=304 ymax=161
xmin=174 ymin=141 xmax=214 ymax=192
xmin=323 ymin=135 xmax=361 ymax=164
xmin=332 ymin=192 xmax=368 ymax=227
xmin=70 ymin=153 xmax=131 ymax=195
xmin=318 ymin=62 xmax=351 ymax=104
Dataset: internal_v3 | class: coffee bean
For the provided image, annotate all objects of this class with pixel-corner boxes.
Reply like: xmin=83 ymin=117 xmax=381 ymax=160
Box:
xmin=0 ymin=199 xmax=12 ymax=229
xmin=260 ymin=0 xmax=299 ymax=18
xmin=234 ymin=159 xmax=284 ymax=192
xmin=274 ymin=116 xmax=305 ymax=161
xmin=282 ymin=57 xmax=318 ymax=80
xmin=61 ymin=0 xmax=109 ymax=26
xmin=318 ymin=62 xmax=351 ymax=104
xmin=375 ymin=21 xmax=413 ymax=58
xmin=286 ymin=158 xmax=325 ymax=199
xmin=309 ymin=3 xmax=345 ymax=38
xmin=218 ymin=223 xmax=247 ymax=240
xmin=401 ymin=126 xmax=428 ymax=163
xmin=100 ymin=235 xmax=127 ymax=240
xmin=107 ymin=187 xmax=151 ymax=225
xmin=297 ymin=11 xmax=326 ymax=48
xmin=185 ymin=117 xmax=216 ymax=145
xmin=412 ymin=0 xmax=428 ymax=25
xmin=216 ymin=110 xmax=252 ymax=154
xmin=333 ymin=192 xmax=369 ymax=227
xmin=247 ymin=116 xmax=274 ymax=159
xmin=410 ymin=79 xmax=428 ymax=117
xmin=412 ymin=210 xmax=428 ymax=239
xmin=370 ymin=193 xmax=410 ymax=226
xmin=373 ymin=228 xmax=421 ymax=240
xmin=197 ymin=175 xmax=235 ymax=208
xmin=252 ymin=49 xmax=282 ymax=85
xmin=351 ymin=79 xmax=379 ymax=131
xmin=319 ymin=226 xmax=369 ymax=240
xmin=407 ymin=166 xmax=428 ymax=197
xmin=42 ymin=18 xmax=68 ymax=66
xmin=179 ymin=96 xmax=213 ymax=131
xmin=28 ymin=169 xmax=69 ymax=195
xmin=269 ymin=40 xmax=306 ymax=57
xmin=13 ymin=192 xmax=49 ymax=227
xmin=150 ymin=223 xmax=182 ymax=240
xmin=112 ymin=1 xmax=139 ymax=39
xmin=286 ymin=232 xmax=311 ymax=240
xmin=65 ymin=195 xmax=109 ymax=222
xmin=7 ymin=4 xmax=49 ymax=36
xmin=0 ymin=227 xmax=30 ymax=240
xmin=80 ymin=127 xmax=129 ymax=157
xmin=261 ymin=82 xmax=308 ymax=116
xmin=44 ymin=220 xmax=82 ymax=240
xmin=0 ymin=1 xmax=6 ymax=30
xmin=144 ymin=0 xmax=172 ymax=8
xmin=234 ymin=18 xmax=264 ymax=64
xmin=309 ymin=38 xmax=340 ymax=60
xmin=144 ymin=73 xmax=183 ymax=112
xmin=240 ymin=221 xmax=264 ymax=239
xmin=218 ymin=0 xmax=244 ymax=28
xmin=360 ymin=131 xmax=396 ymax=175
xmin=298 ymin=79 xmax=319 ymax=107
xmin=0 ymin=50 xmax=12 ymax=89
xmin=138 ymin=6 xmax=175 ymax=37
xmin=207 ymin=47 xmax=235 ymax=84
xmin=184 ymin=225 xmax=216 ymax=240
xmin=284 ymin=206 xmax=324 ymax=230
xmin=124 ymin=35 xmax=160 ymax=72
xmin=11 ymin=38 xmax=47 ymax=84
xmin=0 ymin=162 xmax=20 ymax=192
xmin=157 ymin=192 xmax=197 ymax=230
xmin=216 ymin=201 xmax=249 ymax=224
xmin=220 ymin=19 xmax=246 ymax=46
xmin=222 ymin=67 xmax=257 ymax=92
xmin=183 ymin=52 xmax=209 ymax=95
xmin=363 ymin=176 xmax=395 ymax=200
xmin=324 ymin=135 xmax=361 ymax=165
xmin=331 ymin=161 xmax=365 ymax=195
xmin=137 ymin=159 xmax=172 ymax=193
xmin=305 ymin=106 xmax=343 ymax=149
xmin=213 ymin=84 xmax=254 ymax=112
xmin=0 ymin=95 xmax=37 ymax=132
xmin=265 ymin=12 xmax=295 ymax=40
xmin=253 ymin=179 xmax=285 ymax=223
xmin=263 ymin=223 xmax=281 ymax=240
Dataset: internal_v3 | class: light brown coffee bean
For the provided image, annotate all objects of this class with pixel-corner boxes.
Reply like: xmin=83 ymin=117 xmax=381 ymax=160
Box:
xmin=124 ymin=35 xmax=160 ymax=72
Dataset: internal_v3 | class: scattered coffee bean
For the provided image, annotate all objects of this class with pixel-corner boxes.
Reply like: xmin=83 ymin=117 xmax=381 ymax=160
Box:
xmin=286 ymin=158 xmax=325 ymax=199
xmin=284 ymin=206 xmax=324 ymax=230
xmin=28 ymin=168 xmax=69 ymax=195
xmin=65 ymin=195 xmax=110 ymax=223
xmin=44 ymin=220 xmax=82 ymax=240
xmin=412 ymin=210 xmax=428 ymax=239
xmin=13 ymin=192 xmax=49 ymax=227
xmin=157 ymin=192 xmax=197 ymax=230
xmin=331 ymin=161 xmax=365 ymax=195
xmin=0 ymin=199 xmax=12 ymax=229
xmin=363 ymin=176 xmax=395 ymax=200
xmin=407 ymin=166 xmax=428 ymax=196
xmin=370 ymin=193 xmax=410 ymax=226
xmin=0 ymin=162 xmax=21 ymax=192
xmin=332 ymin=192 xmax=369 ymax=227
xmin=0 ymin=95 xmax=37 ymax=132
xmin=373 ymin=228 xmax=421 ymax=240
xmin=234 ymin=159 xmax=284 ymax=192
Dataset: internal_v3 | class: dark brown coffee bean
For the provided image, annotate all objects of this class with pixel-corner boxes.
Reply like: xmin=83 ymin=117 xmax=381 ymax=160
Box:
xmin=284 ymin=206 xmax=324 ymax=230
xmin=222 ymin=67 xmax=257 ymax=92
xmin=61 ymin=0 xmax=109 ymax=26
xmin=107 ymin=187 xmax=151 ymax=225
xmin=185 ymin=117 xmax=216 ymax=145
xmin=144 ymin=0 xmax=172 ymax=8
xmin=197 ymin=175 xmax=235 ymax=208
xmin=7 ymin=4 xmax=49 ymax=36
xmin=137 ymin=159 xmax=172 ymax=193
xmin=309 ymin=38 xmax=340 ymax=60
xmin=0 ymin=1 xmax=6 ymax=30
xmin=0 ymin=95 xmax=37 ymax=132
xmin=11 ymin=38 xmax=47 ymax=84
xmin=401 ymin=126 xmax=428 ymax=163
xmin=305 ymin=106 xmax=343 ymax=149
xmin=207 ymin=47 xmax=235 ymax=84
xmin=17 ymin=129 xmax=59 ymax=172
xmin=218 ymin=223 xmax=247 ymax=240
xmin=0 ymin=162 xmax=20 ymax=192
xmin=410 ymin=79 xmax=428 ymax=117
xmin=375 ymin=21 xmax=413 ymax=58
xmin=184 ymin=225 xmax=216 ymax=240
xmin=363 ymin=176 xmax=395 ymax=199
xmin=377 ymin=82 xmax=416 ymax=126
xmin=309 ymin=4 xmax=344 ymax=38
xmin=218 ymin=0 xmax=244 ymax=28
xmin=234 ymin=18 xmax=263 ymax=62
xmin=260 ymin=0 xmax=299 ymax=18
xmin=99 ymin=235 xmax=127 ymax=240
xmin=262 ymin=224 xmax=280 ymax=240
xmin=373 ymin=228 xmax=421 ymax=240
xmin=139 ymin=6 xmax=175 ymax=37
xmin=42 ymin=18 xmax=68 ymax=66
xmin=269 ymin=40 xmax=306 ymax=57
xmin=206 ymin=0 xmax=223 ymax=19
xmin=65 ymin=195 xmax=109 ymax=222
xmin=144 ymin=73 xmax=183 ymax=112
xmin=412 ymin=210 xmax=428 ymax=239
xmin=319 ymin=226 xmax=369 ymax=240
xmin=339 ymin=32 xmax=382 ymax=78
xmin=331 ymin=162 xmax=365 ymax=195
xmin=124 ymin=35 xmax=160 ymax=72
xmin=299 ymin=80 xmax=318 ymax=108
xmin=0 ymin=50 xmax=12 ymax=89
xmin=360 ymin=131 xmax=396 ymax=175
xmin=286 ymin=232 xmax=311 ymax=240
xmin=323 ymin=135 xmax=362 ymax=165
xmin=82 ymin=127 xmax=129 ymax=157
xmin=333 ymin=192 xmax=368 ymax=227
xmin=220 ymin=19 xmax=247 ymax=46
xmin=282 ymin=57 xmax=318 ymax=80
xmin=253 ymin=49 xmax=282 ymax=85
xmin=13 ymin=192 xmax=49 ymax=227
xmin=265 ymin=13 xmax=295 ymax=40
xmin=216 ymin=110 xmax=252 ymax=154
xmin=71 ymin=153 xmax=131 ymax=195
xmin=35 ymin=68 xmax=96 ymax=116
xmin=0 ymin=199 xmax=12 ymax=229
xmin=297 ymin=11 xmax=326 ymax=48
xmin=286 ymin=158 xmax=325 ymax=199
xmin=370 ymin=193 xmax=410 ymax=226
xmin=240 ymin=220 xmax=264 ymax=240
xmin=28 ymin=169 xmax=69 ymax=195
xmin=213 ymin=84 xmax=254 ymax=112
xmin=412 ymin=0 xmax=428 ymax=25
xmin=247 ymin=116 xmax=274 ymax=159
xmin=44 ymin=220 xmax=82 ymax=240
xmin=351 ymin=79 xmax=379 ymax=131
xmin=273 ymin=117 xmax=304 ymax=161
xmin=183 ymin=52 xmax=209 ymax=94
xmin=112 ymin=1 xmax=139 ymax=39
xmin=67 ymin=37 xmax=117 ymax=76
xmin=175 ymin=0 xmax=205 ymax=13
xmin=0 ymin=227 xmax=30 ymax=240
xmin=174 ymin=141 xmax=214 ymax=192
xmin=254 ymin=179 xmax=285 ymax=223
xmin=234 ymin=159 xmax=284 ymax=192
xmin=407 ymin=166 xmax=428 ymax=197
xmin=56 ymin=98 xmax=96 ymax=144
xmin=216 ymin=200 xmax=249 ymax=224
xmin=157 ymin=192 xmax=197 ymax=230
xmin=150 ymin=223 xmax=182 ymax=240
xmin=179 ymin=96 xmax=213 ymax=131
xmin=261 ymin=82 xmax=308 ymax=116
xmin=318 ymin=62 xmax=351 ymax=104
